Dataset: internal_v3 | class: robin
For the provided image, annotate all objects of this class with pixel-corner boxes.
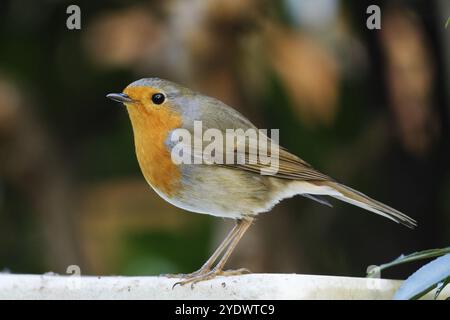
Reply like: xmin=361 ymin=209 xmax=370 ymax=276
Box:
xmin=107 ymin=78 xmax=416 ymax=287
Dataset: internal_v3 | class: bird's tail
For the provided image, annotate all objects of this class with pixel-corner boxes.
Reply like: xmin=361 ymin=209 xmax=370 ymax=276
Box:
xmin=321 ymin=181 xmax=417 ymax=229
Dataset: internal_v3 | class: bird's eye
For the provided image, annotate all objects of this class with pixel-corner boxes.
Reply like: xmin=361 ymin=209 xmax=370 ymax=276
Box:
xmin=151 ymin=93 xmax=165 ymax=105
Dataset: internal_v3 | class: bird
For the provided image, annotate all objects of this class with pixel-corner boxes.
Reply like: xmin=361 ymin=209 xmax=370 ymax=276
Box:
xmin=106 ymin=78 xmax=417 ymax=287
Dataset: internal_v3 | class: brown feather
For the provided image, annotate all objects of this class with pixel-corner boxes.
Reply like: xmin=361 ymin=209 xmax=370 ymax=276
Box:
xmin=220 ymin=145 xmax=332 ymax=181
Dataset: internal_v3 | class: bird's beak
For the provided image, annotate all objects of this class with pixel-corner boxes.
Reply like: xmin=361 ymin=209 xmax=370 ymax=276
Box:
xmin=106 ymin=93 xmax=133 ymax=103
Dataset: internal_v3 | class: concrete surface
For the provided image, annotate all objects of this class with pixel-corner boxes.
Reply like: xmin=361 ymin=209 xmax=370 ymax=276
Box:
xmin=0 ymin=273 xmax=447 ymax=300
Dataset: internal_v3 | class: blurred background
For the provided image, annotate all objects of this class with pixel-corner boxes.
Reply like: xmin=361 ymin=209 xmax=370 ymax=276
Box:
xmin=0 ymin=0 xmax=449 ymax=280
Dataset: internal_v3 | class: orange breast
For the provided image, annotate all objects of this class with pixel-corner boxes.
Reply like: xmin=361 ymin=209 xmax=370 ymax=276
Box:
xmin=124 ymin=87 xmax=182 ymax=197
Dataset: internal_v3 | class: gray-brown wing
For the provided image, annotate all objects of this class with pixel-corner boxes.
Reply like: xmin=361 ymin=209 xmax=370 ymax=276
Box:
xmin=178 ymin=96 xmax=332 ymax=182
xmin=219 ymin=145 xmax=333 ymax=182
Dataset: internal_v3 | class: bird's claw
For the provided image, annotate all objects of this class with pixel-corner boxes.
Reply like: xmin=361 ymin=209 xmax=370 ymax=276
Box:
xmin=172 ymin=267 xmax=251 ymax=289
xmin=162 ymin=267 xmax=208 ymax=280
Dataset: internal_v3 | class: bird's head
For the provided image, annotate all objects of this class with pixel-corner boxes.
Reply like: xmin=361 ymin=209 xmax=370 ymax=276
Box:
xmin=106 ymin=78 xmax=197 ymax=154
xmin=106 ymin=78 xmax=193 ymax=115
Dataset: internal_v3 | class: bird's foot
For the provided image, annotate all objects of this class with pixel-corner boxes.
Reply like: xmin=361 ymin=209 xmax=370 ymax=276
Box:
xmin=172 ymin=267 xmax=251 ymax=289
xmin=160 ymin=267 xmax=209 ymax=279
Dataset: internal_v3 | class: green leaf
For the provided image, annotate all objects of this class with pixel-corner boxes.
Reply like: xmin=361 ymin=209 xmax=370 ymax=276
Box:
xmin=434 ymin=277 xmax=450 ymax=300
xmin=367 ymin=247 xmax=450 ymax=278
xmin=393 ymin=254 xmax=450 ymax=300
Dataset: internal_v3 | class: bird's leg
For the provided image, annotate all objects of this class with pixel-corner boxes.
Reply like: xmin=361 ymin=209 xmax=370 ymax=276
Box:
xmin=173 ymin=217 xmax=253 ymax=288
xmin=162 ymin=220 xmax=242 ymax=279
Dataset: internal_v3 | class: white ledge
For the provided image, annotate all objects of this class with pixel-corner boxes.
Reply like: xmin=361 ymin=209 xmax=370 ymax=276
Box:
xmin=0 ymin=273 xmax=446 ymax=300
